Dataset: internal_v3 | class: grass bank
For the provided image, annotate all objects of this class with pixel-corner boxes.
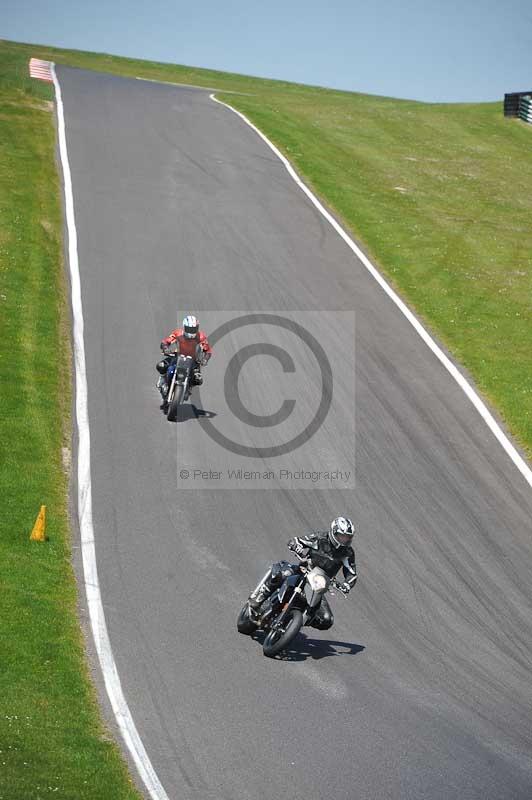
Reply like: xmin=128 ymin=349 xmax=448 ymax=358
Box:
xmin=0 ymin=44 xmax=141 ymax=800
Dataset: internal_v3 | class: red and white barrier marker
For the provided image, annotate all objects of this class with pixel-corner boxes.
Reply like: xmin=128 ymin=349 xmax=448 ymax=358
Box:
xmin=29 ymin=58 xmax=53 ymax=82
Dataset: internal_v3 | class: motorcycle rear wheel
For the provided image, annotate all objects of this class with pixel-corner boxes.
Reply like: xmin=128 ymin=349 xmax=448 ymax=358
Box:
xmin=237 ymin=604 xmax=258 ymax=635
xmin=167 ymin=384 xmax=185 ymax=421
xmin=263 ymin=610 xmax=303 ymax=658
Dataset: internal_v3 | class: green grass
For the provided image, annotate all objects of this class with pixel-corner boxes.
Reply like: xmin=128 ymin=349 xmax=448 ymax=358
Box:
xmin=0 ymin=30 xmax=530 ymax=798
xmin=0 ymin=44 xmax=141 ymax=800
xmin=4 ymin=36 xmax=527 ymax=456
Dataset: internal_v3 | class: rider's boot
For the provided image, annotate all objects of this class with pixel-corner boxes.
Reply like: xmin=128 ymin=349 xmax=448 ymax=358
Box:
xmin=157 ymin=375 xmax=169 ymax=410
xmin=193 ymin=367 xmax=203 ymax=386
xmin=308 ymin=596 xmax=334 ymax=630
xmin=248 ymin=582 xmax=272 ymax=612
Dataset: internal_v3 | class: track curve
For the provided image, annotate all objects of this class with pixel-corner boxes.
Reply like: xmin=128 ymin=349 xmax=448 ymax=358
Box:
xmin=58 ymin=66 xmax=532 ymax=800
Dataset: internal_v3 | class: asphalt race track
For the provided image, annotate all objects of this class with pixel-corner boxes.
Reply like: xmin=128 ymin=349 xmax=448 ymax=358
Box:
xmin=58 ymin=67 xmax=532 ymax=800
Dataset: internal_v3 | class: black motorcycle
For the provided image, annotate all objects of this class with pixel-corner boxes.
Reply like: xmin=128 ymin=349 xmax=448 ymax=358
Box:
xmin=237 ymin=559 xmax=348 ymax=658
xmin=163 ymin=342 xmax=203 ymax=422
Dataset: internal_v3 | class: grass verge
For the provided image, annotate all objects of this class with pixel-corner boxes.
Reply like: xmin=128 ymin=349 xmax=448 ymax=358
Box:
xmin=0 ymin=44 xmax=141 ymax=800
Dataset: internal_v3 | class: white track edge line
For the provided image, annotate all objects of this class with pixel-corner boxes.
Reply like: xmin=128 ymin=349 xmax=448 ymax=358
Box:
xmin=51 ymin=63 xmax=171 ymax=800
xmin=209 ymin=92 xmax=532 ymax=491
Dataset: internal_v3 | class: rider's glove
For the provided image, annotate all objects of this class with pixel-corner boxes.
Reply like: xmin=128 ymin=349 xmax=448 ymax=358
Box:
xmin=287 ymin=538 xmax=306 ymax=556
xmin=160 ymin=341 xmax=167 ymax=351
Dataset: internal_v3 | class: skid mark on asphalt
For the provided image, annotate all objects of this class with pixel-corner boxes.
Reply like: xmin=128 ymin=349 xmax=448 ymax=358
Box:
xmin=298 ymin=663 xmax=349 ymax=699
xmin=178 ymin=537 xmax=243 ymax=604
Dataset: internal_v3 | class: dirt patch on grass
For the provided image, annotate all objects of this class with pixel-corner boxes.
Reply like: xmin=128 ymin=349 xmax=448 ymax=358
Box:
xmin=40 ymin=218 xmax=55 ymax=236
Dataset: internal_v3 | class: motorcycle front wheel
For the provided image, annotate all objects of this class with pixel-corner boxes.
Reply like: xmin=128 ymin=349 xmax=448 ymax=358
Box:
xmin=262 ymin=610 xmax=303 ymax=658
xmin=167 ymin=384 xmax=185 ymax=421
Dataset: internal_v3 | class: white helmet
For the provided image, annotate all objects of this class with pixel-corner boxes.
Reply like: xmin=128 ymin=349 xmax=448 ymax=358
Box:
xmin=183 ymin=314 xmax=199 ymax=339
xmin=329 ymin=516 xmax=354 ymax=548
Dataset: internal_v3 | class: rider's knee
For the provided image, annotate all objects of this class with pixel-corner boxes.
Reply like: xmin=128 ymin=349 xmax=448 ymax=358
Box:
xmin=320 ymin=610 xmax=334 ymax=630
xmin=313 ymin=603 xmax=334 ymax=630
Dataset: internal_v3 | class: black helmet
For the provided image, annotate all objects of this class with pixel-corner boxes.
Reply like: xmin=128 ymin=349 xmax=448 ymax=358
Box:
xmin=329 ymin=516 xmax=354 ymax=548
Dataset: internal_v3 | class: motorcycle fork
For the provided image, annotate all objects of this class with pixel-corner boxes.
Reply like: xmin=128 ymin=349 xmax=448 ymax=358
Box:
xmin=167 ymin=369 xmax=177 ymax=403
xmin=249 ymin=570 xmax=271 ymax=601
xmin=274 ymin=580 xmax=304 ymax=630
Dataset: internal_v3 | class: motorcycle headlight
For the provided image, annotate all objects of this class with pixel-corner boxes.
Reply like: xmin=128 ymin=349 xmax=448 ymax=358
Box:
xmin=308 ymin=572 xmax=328 ymax=592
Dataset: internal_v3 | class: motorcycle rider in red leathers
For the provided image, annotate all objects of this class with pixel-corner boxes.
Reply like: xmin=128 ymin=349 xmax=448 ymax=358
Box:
xmin=156 ymin=314 xmax=212 ymax=407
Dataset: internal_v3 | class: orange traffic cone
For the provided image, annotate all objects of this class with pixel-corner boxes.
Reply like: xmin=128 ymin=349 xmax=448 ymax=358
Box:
xmin=30 ymin=505 xmax=47 ymax=541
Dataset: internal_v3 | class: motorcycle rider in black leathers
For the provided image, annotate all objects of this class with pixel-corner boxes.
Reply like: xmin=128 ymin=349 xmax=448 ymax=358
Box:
xmin=248 ymin=517 xmax=358 ymax=630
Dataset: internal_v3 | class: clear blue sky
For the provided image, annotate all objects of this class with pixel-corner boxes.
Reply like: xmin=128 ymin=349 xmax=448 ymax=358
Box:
xmin=2 ymin=0 xmax=531 ymax=101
